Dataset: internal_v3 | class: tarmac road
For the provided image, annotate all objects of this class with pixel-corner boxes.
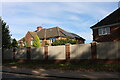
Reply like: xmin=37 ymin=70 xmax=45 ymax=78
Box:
xmin=1 ymin=72 xmax=83 ymax=80
xmin=1 ymin=72 xmax=120 ymax=80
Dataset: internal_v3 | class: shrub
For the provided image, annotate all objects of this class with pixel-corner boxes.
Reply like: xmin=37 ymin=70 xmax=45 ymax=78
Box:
xmin=45 ymin=41 xmax=49 ymax=45
xmin=52 ymin=39 xmax=78 ymax=46
xmin=33 ymin=35 xmax=41 ymax=47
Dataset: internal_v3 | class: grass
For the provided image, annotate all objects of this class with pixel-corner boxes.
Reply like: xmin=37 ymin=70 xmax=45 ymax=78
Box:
xmin=3 ymin=62 xmax=120 ymax=72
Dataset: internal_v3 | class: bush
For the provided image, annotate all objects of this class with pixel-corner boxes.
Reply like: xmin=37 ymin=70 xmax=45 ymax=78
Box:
xmin=33 ymin=35 xmax=41 ymax=47
xmin=52 ymin=39 xmax=78 ymax=46
xmin=45 ymin=41 xmax=49 ymax=45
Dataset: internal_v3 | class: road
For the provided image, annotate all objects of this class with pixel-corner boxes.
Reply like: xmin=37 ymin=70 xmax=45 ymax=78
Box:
xmin=1 ymin=72 xmax=81 ymax=80
xmin=1 ymin=72 xmax=119 ymax=80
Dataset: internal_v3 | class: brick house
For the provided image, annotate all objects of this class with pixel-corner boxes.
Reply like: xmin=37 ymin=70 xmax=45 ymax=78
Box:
xmin=19 ymin=26 xmax=85 ymax=47
xmin=90 ymin=8 xmax=120 ymax=42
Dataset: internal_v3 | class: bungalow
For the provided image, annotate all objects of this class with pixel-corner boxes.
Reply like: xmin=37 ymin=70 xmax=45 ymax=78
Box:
xmin=90 ymin=8 xmax=120 ymax=42
xmin=19 ymin=26 xmax=85 ymax=48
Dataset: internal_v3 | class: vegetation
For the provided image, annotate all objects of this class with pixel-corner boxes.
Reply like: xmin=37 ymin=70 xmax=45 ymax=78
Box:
xmin=45 ymin=41 xmax=49 ymax=46
xmin=1 ymin=17 xmax=12 ymax=49
xmin=3 ymin=62 xmax=120 ymax=72
xmin=33 ymin=35 xmax=41 ymax=47
xmin=52 ymin=38 xmax=79 ymax=46
xmin=11 ymin=38 xmax=18 ymax=48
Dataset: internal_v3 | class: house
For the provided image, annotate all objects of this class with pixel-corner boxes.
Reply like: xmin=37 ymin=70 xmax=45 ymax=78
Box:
xmin=90 ymin=8 xmax=120 ymax=42
xmin=18 ymin=26 xmax=85 ymax=47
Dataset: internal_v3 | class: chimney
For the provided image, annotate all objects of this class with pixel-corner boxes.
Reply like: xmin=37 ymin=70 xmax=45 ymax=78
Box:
xmin=37 ymin=26 xmax=42 ymax=31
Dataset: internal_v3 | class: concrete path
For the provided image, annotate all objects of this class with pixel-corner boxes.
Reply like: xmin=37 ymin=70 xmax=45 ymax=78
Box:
xmin=2 ymin=66 xmax=120 ymax=79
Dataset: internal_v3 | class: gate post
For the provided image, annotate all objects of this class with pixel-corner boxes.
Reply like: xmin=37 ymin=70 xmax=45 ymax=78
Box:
xmin=26 ymin=47 xmax=31 ymax=62
xmin=44 ymin=46 xmax=48 ymax=60
xmin=91 ymin=41 xmax=97 ymax=59
xmin=65 ymin=43 xmax=70 ymax=62
xmin=13 ymin=48 xmax=17 ymax=61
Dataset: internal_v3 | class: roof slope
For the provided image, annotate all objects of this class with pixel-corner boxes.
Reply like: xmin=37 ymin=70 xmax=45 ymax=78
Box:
xmin=37 ymin=27 xmax=85 ymax=40
xmin=29 ymin=32 xmax=37 ymax=38
xmin=19 ymin=27 xmax=85 ymax=41
xmin=91 ymin=8 xmax=120 ymax=28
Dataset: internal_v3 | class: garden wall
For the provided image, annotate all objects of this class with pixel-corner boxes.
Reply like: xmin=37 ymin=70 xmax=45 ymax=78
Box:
xmin=96 ymin=42 xmax=119 ymax=59
xmin=3 ymin=42 xmax=120 ymax=63
xmin=70 ymin=44 xmax=91 ymax=59
xmin=31 ymin=47 xmax=44 ymax=60
xmin=48 ymin=45 xmax=65 ymax=60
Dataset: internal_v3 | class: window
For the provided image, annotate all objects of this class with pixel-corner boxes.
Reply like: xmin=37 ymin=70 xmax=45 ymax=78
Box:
xmin=31 ymin=40 xmax=34 ymax=45
xmin=50 ymin=38 xmax=56 ymax=43
xmin=40 ymin=40 xmax=42 ymax=43
xmin=98 ymin=27 xmax=110 ymax=35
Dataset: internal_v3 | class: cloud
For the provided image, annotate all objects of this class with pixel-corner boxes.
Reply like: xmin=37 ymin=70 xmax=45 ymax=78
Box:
xmin=2 ymin=2 xmax=118 ymax=43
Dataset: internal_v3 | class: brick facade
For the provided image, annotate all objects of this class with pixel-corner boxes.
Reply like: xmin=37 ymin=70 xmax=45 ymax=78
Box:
xmin=24 ymin=32 xmax=34 ymax=47
xmin=92 ymin=25 xmax=120 ymax=42
xmin=91 ymin=8 xmax=120 ymax=42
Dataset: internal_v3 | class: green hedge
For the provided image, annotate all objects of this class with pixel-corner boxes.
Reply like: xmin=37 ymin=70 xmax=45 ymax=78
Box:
xmin=51 ymin=39 xmax=78 ymax=46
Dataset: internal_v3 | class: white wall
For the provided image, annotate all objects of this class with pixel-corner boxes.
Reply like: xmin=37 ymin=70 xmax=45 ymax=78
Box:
xmin=97 ymin=42 xmax=119 ymax=59
xmin=70 ymin=44 xmax=91 ymax=59
xmin=31 ymin=47 xmax=44 ymax=60
xmin=48 ymin=45 xmax=65 ymax=60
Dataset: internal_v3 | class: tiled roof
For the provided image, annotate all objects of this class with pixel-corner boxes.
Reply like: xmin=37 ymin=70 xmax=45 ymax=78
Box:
xmin=91 ymin=8 xmax=120 ymax=28
xmin=19 ymin=27 xmax=85 ymax=41
xmin=29 ymin=32 xmax=37 ymax=38
xmin=37 ymin=27 xmax=85 ymax=40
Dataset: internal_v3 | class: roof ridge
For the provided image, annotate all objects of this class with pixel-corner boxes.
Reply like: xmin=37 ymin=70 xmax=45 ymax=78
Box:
xmin=56 ymin=27 xmax=60 ymax=36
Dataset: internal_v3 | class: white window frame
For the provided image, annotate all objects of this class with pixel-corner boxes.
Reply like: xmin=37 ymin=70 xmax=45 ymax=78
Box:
xmin=98 ymin=27 xmax=110 ymax=35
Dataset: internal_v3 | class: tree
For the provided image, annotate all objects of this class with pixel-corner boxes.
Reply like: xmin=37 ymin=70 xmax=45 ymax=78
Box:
xmin=11 ymin=38 xmax=18 ymax=48
xmin=2 ymin=18 xmax=11 ymax=49
xmin=33 ymin=35 xmax=41 ymax=47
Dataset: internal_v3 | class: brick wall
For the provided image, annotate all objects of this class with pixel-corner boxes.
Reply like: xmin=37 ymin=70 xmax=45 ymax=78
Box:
xmin=24 ymin=32 xmax=34 ymax=47
xmin=93 ymin=25 xmax=120 ymax=42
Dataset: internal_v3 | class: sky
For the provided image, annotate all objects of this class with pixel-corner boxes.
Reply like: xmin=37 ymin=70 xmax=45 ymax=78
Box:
xmin=1 ymin=1 xmax=119 ymax=43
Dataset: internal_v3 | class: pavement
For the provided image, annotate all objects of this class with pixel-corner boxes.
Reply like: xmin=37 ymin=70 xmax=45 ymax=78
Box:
xmin=2 ymin=66 xmax=120 ymax=80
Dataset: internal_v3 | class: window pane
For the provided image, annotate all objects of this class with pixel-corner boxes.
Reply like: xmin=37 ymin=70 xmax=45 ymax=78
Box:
xmin=31 ymin=40 xmax=34 ymax=45
xmin=98 ymin=27 xmax=110 ymax=35
xmin=40 ymin=40 xmax=42 ymax=43
xmin=98 ymin=28 xmax=102 ymax=35
xmin=102 ymin=28 xmax=106 ymax=34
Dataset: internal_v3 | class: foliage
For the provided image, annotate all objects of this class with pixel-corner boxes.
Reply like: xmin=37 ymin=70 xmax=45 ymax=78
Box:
xmin=33 ymin=35 xmax=41 ymax=47
xmin=2 ymin=18 xmax=12 ymax=48
xmin=11 ymin=38 xmax=18 ymax=48
xmin=51 ymin=38 xmax=78 ymax=46
xmin=45 ymin=41 xmax=49 ymax=45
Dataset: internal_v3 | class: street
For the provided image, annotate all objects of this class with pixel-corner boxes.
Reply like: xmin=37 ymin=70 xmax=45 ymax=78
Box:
xmin=1 ymin=72 xmax=81 ymax=80
xmin=1 ymin=72 xmax=119 ymax=80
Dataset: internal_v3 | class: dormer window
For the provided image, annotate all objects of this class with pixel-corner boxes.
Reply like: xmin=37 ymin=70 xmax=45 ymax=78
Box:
xmin=98 ymin=27 xmax=110 ymax=35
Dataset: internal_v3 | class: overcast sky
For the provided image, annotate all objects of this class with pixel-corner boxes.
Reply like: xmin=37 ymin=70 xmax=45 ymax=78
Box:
xmin=1 ymin=1 xmax=119 ymax=43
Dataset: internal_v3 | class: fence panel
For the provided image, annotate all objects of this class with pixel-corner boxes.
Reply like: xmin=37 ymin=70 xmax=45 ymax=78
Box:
xmin=48 ymin=45 xmax=65 ymax=60
xmin=97 ymin=42 xmax=118 ymax=59
xmin=15 ymin=48 xmax=26 ymax=59
xmin=31 ymin=47 xmax=44 ymax=60
xmin=3 ymin=49 xmax=13 ymax=59
xmin=70 ymin=44 xmax=91 ymax=59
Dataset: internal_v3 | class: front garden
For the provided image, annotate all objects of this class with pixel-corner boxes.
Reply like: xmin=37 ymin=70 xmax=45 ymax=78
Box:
xmin=3 ymin=61 xmax=120 ymax=72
